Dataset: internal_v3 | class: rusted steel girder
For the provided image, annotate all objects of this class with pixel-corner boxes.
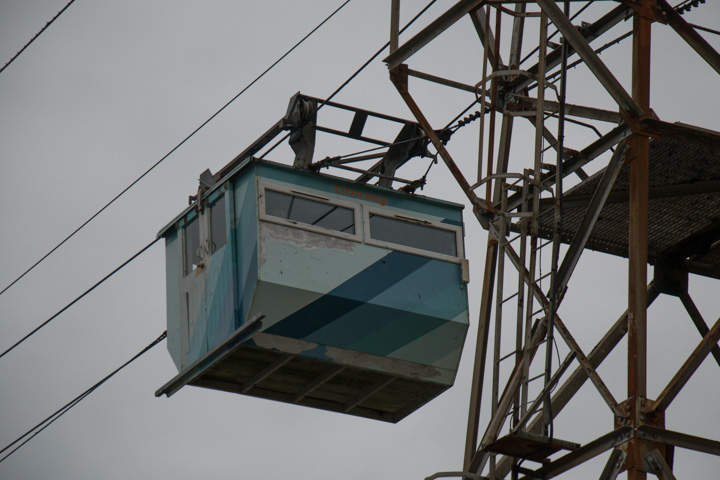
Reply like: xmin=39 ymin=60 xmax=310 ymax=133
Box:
xmin=504 ymin=3 xmax=633 ymax=95
xmin=679 ymin=292 xmax=720 ymax=368
xmin=468 ymin=319 xmax=549 ymax=474
xmin=648 ymin=316 xmax=720 ymax=414
xmin=522 ymin=427 xmax=634 ymax=480
xmin=503 ymin=123 xmax=632 ymax=213
xmin=536 ymin=0 xmax=646 ymax=125
xmin=466 ymin=231 xmax=633 ymax=475
xmin=637 ymin=426 xmax=720 ymax=457
xmin=656 ymin=0 xmax=720 ymax=75
xmin=463 ymin=243 xmax=498 ymax=470
xmin=389 ymin=64 xmax=489 ymax=219
xmin=599 ymin=449 xmax=628 ymax=480
xmin=385 ymin=0 xmax=486 ymax=69
xmin=494 ymin=283 xmax=661 ymax=479
xmin=626 ymin=4 xmax=652 ymax=477
xmin=555 ymin=144 xmax=629 ymax=295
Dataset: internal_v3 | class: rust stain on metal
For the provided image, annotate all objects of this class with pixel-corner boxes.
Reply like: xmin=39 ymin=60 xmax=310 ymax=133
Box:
xmin=326 ymin=348 xmax=441 ymax=380
xmin=253 ymin=332 xmax=321 ymax=355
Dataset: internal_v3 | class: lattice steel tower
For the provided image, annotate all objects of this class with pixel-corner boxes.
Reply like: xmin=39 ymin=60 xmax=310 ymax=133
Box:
xmin=384 ymin=1 xmax=720 ymax=478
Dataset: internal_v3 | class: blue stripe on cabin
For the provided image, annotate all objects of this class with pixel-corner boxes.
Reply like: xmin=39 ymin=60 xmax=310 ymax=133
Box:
xmin=311 ymin=303 xmax=445 ymax=352
xmin=363 ymin=258 xmax=463 ymax=318
xmin=306 ymin=258 xmax=463 ymax=354
xmin=345 ymin=284 xmax=467 ymax=357
xmin=265 ymin=251 xmax=431 ymax=339
xmin=188 ymin=291 xmax=209 ymax=361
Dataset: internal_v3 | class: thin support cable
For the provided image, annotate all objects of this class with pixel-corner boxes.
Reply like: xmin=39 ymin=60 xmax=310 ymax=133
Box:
xmin=259 ymin=0 xmax=439 ymax=160
xmin=317 ymin=133 xmax=430 ymax=165
xmin=0 ymin=0 xmax=352 ymax=298
xmin=690 ymin=23 xmax=720 ymax=36
xmin=0 ymin=238 xmax=160 ymax=360
xmin=546 ymin=31 xmax=632 ymax=83
xmin=518 ymin=0 xmax=594 ymax=68
xmin=0 ymin=0 xmax=77 ymax=75
xmin=0 ymin=331 xmax=167 ymax=463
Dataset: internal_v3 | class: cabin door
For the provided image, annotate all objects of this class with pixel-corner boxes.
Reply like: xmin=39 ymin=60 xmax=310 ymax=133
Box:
xmin=179 ymin=210 xmax=208 ymax=365
xmin=178 ymin=195 xmax=229 ymax=366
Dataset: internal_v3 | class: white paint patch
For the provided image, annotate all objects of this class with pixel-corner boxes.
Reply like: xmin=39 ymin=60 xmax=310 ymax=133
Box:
xmin=260 ymin=221 xmax=357 ymax=253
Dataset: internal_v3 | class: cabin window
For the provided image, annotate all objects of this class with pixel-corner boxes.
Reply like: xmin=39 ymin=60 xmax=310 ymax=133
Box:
xmin=264 ymin=189 xmax=355 ymax=234
xmin=210 ymin=195 xmax=227 ymax=252
xmin=183 ymin=217 xmax=201 ymax=276
xmin=367 ymin=213 xmax=459 ymax=258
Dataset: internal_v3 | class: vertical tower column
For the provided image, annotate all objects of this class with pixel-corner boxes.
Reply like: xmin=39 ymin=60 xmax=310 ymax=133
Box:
xmin=627 ymin=4 xmax=651 ymax=479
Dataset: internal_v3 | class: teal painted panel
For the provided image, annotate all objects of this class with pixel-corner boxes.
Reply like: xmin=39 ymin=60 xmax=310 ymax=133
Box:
xmin=234 ymin=176 xmax=258 ymax=330
xmin=164 ymin=231 xmax=182 ymax=371
xmin=290 ymin=254 xmax=468 ymax=367
xmin=257 ymin=223 xmax=389 ymax=324
xmin=391 ymin=315 xmax=468 ymax=370
xmin=205 ymin=244 xmax=235 ymax=348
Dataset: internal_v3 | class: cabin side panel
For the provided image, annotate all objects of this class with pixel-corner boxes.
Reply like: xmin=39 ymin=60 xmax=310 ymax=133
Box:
xmin=164 ymin=230 xmax=183 ymax=371
xmin=203 ymin=189 xmax=235 ymax=354
xmin=249 ymin=164 xmax=469 ymax=380
xmin=181 ymin=171 xmax=262 ymax=368
xmin=233 ymin=172 xmax=260 ymax=329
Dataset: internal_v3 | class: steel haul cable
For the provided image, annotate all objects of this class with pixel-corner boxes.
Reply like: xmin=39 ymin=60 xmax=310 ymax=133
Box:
xmin=0 ymin=0 xmax=77 ymax=75
xmin=0 ymin=238 xmax=160 ymax=360
xmin=0 ymin=0 xmax=352 ymax=298
xmin=0 ymin=331 xmax=167 ymax=463
xmin=258 ymin=0 xmax=439 ymax=160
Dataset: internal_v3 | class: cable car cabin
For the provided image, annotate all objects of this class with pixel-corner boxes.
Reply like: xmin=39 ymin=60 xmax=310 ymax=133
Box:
xmin=156 ymin=158 xmax=469 ymax=422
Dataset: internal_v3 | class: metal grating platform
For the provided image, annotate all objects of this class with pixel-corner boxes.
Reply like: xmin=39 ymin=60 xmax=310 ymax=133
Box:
xmin=537 ymin=125 xmax=720 ymax=279
xmin=484 ymin=431 xmax=580 ymax=463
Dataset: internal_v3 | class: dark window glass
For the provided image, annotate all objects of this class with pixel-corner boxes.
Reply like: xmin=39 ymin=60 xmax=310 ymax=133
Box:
xmin=369 ymin=214 xmax=457 ymax=256
xmin=210 ymin=196 xmax=226 ymax=252
xmin=265 ymin=189 xmax=355 ymax=234
xmin=184 ymin=217 xmax=201 ymax=276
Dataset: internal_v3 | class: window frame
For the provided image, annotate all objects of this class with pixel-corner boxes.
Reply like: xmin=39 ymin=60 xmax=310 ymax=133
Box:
xmin=258 ymin=181 xmax=362 ymax=242
xmin=207 ymin=194 xmax=227 ymax=254
xmin=363 ymin=207 xmax=464 ymax=263
xmin=181 ymin=212 xmax=202 ymax=277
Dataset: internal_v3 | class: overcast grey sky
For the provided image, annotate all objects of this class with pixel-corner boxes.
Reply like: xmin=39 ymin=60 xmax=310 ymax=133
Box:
xmin=1 ymin=1 xmax=719 ymax=479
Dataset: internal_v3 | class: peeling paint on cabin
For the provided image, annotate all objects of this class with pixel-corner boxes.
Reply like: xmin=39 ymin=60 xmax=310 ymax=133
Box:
xmin=258 ymin=221 xmax=356 ymax=266
xmin=252 ymin=332 xmax=442 ymax=380
xmin=253 ymin=331 xmax=324 ymax=355
xmin=325 ymin=347 xmax=441 ymax=380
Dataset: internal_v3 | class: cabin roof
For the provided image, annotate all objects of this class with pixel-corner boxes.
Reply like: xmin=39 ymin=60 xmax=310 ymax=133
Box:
xmin=157 ymin=157 xmax=465 ymax=239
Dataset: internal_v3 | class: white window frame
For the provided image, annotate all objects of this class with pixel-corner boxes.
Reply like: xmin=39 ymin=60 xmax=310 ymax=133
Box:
xmin=363 ymin=207 xmax=464 ymax=263
xmin=258 ymin=181 xmax=362 ymax=242
xmin=181 ymin=213 xmax=203 ymax=277
xmin=207 ymin=194 xmax=227 ymax=254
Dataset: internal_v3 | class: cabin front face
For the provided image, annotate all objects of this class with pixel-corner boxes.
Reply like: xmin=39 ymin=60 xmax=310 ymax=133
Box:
xmin=159 ymin=160 xmax=470 ymax=421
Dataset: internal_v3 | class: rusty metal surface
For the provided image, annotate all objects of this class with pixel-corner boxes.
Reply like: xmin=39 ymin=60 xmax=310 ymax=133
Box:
xmin=484 ymin=431 xmax=579 ymax=462
xmin=537 ymin=131 xmax=720 ymax=277
xmin=383 ymin=0 xmax=720 ymax=477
